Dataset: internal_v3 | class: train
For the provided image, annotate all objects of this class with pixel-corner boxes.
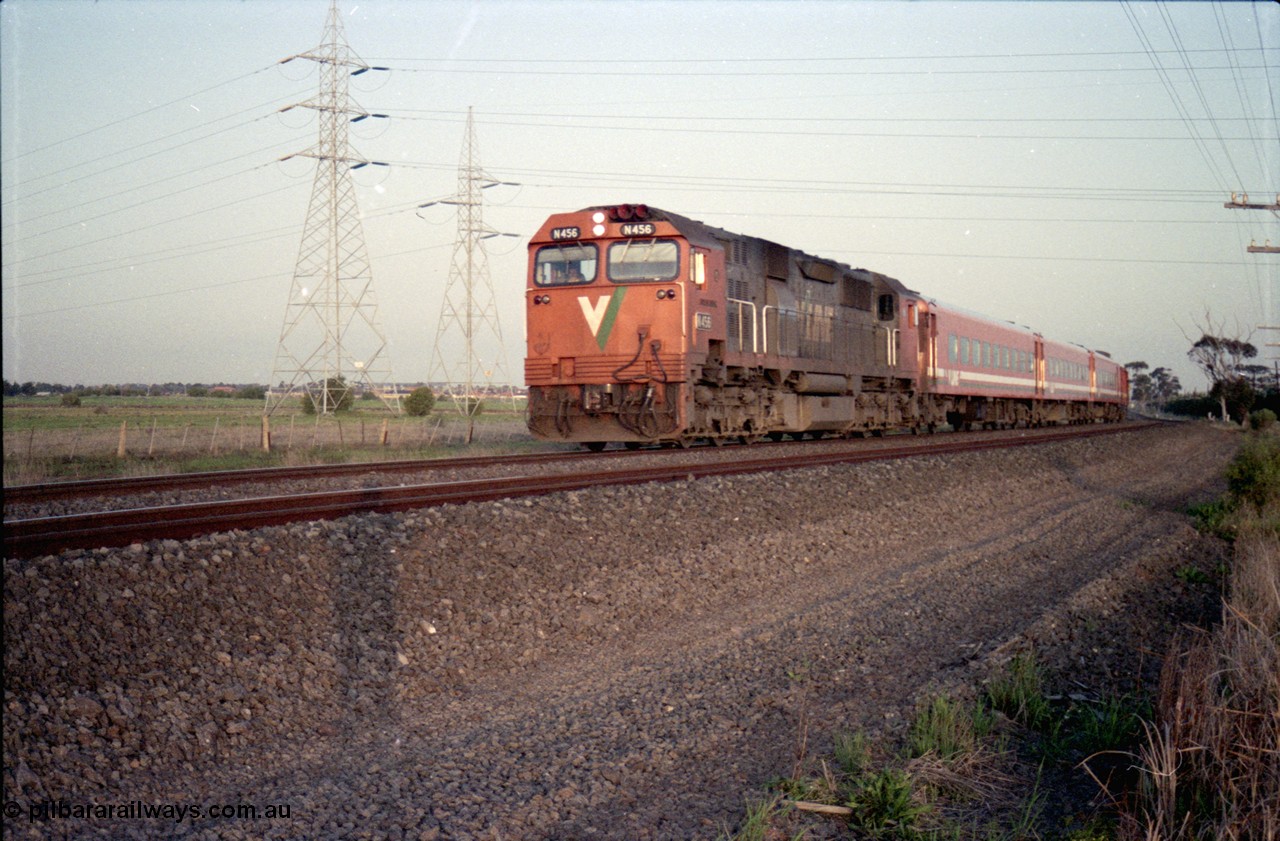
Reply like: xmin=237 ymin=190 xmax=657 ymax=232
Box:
xmin=523 ymin=204 xmax=1128 ymax=450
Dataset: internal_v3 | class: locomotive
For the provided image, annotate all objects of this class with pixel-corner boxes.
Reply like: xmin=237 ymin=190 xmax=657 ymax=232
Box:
xmin=524 ymin=204 xmax=1127 ymax=450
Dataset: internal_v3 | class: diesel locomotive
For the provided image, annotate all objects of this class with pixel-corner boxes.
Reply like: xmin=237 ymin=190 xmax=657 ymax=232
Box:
xmin=524 ymin=204 xmax=1127 ymax=450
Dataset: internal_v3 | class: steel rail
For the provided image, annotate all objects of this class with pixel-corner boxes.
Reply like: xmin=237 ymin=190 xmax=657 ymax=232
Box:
xmin=4 ymin=423 xmax=1147 ymax=560
xmin=2 ymin=448 xmax=623 ymax=506
xmin=3 ymin=421 xmax=1149 ymax=506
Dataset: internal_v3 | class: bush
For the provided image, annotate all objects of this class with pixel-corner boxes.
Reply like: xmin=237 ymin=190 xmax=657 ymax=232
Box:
xmin=1249 ymin=408 xmax=1276 ymax=431
xmin=60 ymin=393 xmax=82 ymax=407
xmin=299 ymin=377 xmax=355 ymax=415
xmin=1226 ymin=434 xmax=1280 ymax=514
xmin=403 ymin=387 xmax=435 ymax=417
xmin=235 ymin=385 xmax=266 ymax=400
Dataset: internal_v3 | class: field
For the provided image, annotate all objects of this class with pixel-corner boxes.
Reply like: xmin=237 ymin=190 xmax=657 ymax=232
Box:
xmin=1 ymin=394 xmax=542 ymax=484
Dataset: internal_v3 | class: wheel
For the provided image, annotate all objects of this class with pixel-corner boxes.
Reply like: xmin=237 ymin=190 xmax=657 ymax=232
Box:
xmin=623 ymin=441 xmax=642 ymax=450
xmin=584 ymin=441 xmax=607 ymax=453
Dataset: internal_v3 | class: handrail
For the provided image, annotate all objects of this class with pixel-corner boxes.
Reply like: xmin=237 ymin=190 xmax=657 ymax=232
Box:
xmin=728 ymin=297 xmax=758 ymax=353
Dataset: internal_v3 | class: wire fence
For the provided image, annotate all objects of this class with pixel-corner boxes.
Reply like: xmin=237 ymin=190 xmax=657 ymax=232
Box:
xmin=3 ymin=412 xmax=534 ymax=479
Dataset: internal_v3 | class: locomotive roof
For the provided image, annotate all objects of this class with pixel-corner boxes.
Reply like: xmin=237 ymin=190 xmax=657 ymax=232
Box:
xmin=579 ymin=205 xmax=919 ymax=297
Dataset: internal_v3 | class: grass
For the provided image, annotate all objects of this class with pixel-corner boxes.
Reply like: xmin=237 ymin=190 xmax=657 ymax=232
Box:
xmin=1108 ymin=433 xmax=1279 ymax=840
xmin=3 ymin=394 xmax=544 ymax=484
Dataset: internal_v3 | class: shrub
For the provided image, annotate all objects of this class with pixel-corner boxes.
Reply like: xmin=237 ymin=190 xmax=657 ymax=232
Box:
xmin=60 ymin=393 xmax=82 ymax=407
xmin=1248 ymin=408 xmax=1276 ymax=431
xmin=1226 ymin=433 xmax=1280 ymax=513
xmin=403 ymin=386 xmax=436 ymax=417
xmin=300 ymin=377 xmax=355 ymax=415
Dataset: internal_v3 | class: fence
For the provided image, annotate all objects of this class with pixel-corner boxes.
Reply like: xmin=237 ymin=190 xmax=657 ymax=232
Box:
xmin=3 ymin=412 xmax=532 ymax=472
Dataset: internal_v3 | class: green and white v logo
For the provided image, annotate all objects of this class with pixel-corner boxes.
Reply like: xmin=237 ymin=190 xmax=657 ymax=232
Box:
xmin=578 ymin=287 xmax=626 ymax=350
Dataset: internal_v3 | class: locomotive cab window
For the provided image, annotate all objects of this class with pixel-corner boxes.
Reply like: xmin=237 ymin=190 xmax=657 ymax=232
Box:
xmin=534 ymin=243 xmax=598 ymax=286
xmin=608 ymin=239 xmax=680 ymax=283
xmin=877 ymin=293 xmax=896 ymax=322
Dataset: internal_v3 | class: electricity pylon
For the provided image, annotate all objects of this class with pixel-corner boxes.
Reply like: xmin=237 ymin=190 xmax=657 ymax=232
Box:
xmin=265 ymin=0 xmax=399 ymax=417
xmin=420 ymin=107 xmax=518 ymax=442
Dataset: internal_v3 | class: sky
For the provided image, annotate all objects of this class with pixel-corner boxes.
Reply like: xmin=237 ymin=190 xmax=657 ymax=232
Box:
xmin=2 ymin=0 xmax=1276 ymax=393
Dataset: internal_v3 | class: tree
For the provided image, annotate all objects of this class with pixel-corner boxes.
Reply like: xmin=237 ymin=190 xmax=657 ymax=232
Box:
xmin=1126 ymin=361 xmax=1152 ymax=406
xmin=300 ymin=376 xmax=354 ymax=415
xmin=1188 ymin=333 xmax=1257 ymax=423
xmin=403 ymin=386 xmax=436 ymax=417
xmin=1150 ymin=367 xmax=1181 ymax=404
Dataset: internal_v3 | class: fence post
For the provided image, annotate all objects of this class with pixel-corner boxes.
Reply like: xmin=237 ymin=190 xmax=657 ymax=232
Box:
xmin=117 ymin=421 xmax=128 ymax=458
xmin=261 ymin=416 xmax=271 ymax=453
xmin=209 ymin=417 xmax=220 ymax=455
xmin=380 ymin=418 xmax=389 ymax=446
xmin=147 ymin=418 xmax=157 ymax=457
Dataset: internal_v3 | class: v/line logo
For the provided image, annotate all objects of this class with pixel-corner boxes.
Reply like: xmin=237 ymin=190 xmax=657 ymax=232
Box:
xmin=577 ymin=287 xmax=627 ymax=350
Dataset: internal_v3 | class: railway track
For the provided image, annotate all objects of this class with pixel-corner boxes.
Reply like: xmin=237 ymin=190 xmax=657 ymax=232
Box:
xmin=3 ymin=423 xmax=1150 ymax=559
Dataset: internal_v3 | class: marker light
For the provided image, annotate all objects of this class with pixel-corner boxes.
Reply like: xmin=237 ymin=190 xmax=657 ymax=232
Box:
xmin=592 ymin=224 xmax=606 ymax=236
xmin=592 ymin=212 xmax=605 ymax=224
xmin=657 ymin=289 xmax=667 ymax=299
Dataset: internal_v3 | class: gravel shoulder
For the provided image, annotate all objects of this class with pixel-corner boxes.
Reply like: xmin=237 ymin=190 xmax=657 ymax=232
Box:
xmin=3 ymin=422 xmax=1237 ymax=840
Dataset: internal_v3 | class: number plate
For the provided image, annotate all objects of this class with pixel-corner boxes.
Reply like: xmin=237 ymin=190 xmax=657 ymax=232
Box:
xmin=550 ymin=226 xmax=580 ymax=241
xmin=695 ymin=312 xmax=713 ymax=330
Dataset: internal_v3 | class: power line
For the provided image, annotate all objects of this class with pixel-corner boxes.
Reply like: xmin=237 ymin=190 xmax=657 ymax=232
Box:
xmin=0 ymin=66 xmax=276 ymax=167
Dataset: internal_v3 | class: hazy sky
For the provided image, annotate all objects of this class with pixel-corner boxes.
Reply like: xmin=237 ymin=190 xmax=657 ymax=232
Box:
xmin=2 ymin=0 xmax=1276 ymax=392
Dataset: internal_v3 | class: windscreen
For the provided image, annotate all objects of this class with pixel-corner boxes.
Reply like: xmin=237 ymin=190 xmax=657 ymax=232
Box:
xmin=607 ymin=239 xmax=680 ymax=283
xmin=534 ymin=243 xmax=598 ymax=286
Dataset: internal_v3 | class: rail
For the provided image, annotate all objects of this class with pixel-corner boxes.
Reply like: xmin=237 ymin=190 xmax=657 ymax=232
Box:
xmin=4 ymin=423 xmax=1153 ymax=559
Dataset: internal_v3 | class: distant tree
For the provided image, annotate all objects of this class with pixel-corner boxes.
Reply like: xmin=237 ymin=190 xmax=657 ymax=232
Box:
xmin=187 ymin=385 xmax=209 ymax=397
xmin=403 ymin=386 xmax=436 ymax=417
xmin=1126 ymin=361 xmax=1152 ymax=406
xmin=1189 ymin=332 xmax=1258 ymax=423
xmin=1150 ymin=367 xmax=1181 ymax=404
xmin=300 ymin=376 xmax=354 ymax=414
xmin=235 ymin=385 xmax=266 ymax=400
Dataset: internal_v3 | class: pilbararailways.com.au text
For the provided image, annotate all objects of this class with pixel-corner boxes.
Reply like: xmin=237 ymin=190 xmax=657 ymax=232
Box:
xmin=5 ymin=799 xmax=292 ymax=824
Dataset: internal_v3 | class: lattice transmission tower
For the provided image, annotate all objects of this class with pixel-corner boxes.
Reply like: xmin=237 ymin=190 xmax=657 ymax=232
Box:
xmin=420 ymin=107 xmax=518 ymax=442
xmin=265 ymin=0 xmax=399 ymax=417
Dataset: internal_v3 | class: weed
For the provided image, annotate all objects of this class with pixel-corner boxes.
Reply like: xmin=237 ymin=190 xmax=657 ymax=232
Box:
xmin=986 ymin=653 xmax=1053 ymax=732
xmin=1072 ymin=695 xmax=1145 ymax=756
xmin=1174 ymin=565 xmax=1211 ymax=584
xmin=717 ymin=795 xmax=782 ymax=841
xmin=833 ymin=730 xmax=871 ymax=777
xmin=846 ymin=768 xmax=931 ymax=837
xmin=1188 ymin=497 xmax=1236 ymax=538
xmin=908 ymin=695 xmax=990 ymax=760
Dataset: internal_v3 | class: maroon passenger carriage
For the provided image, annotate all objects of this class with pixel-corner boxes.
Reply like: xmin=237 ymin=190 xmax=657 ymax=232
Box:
xmin=524 ymin=205 xmax=1127 ymax=448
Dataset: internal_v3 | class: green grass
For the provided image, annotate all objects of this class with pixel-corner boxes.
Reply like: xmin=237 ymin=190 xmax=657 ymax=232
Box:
xmin=985 ymin=653 xmax=1053 ymax=732
xmin=908 ymin=695 xmax=994 ymax=761
xmin=3 ymin=394 xmax=541 ymax=483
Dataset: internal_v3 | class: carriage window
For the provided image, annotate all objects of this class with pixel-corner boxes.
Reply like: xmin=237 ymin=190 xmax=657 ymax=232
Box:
xmin=534 ymin=243 xmax=598 ymax=286
xmin=949 ymin=334 xmax=958 ymax=363
xmin=961 ymin=337 xmax=971 ymax=365
xmin=608 ymin=239 xmax=680 ymax=282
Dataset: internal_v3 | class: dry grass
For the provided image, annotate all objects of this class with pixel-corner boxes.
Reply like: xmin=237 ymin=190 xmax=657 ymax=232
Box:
xmin=1115 ymin=509 xmax=1279 ymax=840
